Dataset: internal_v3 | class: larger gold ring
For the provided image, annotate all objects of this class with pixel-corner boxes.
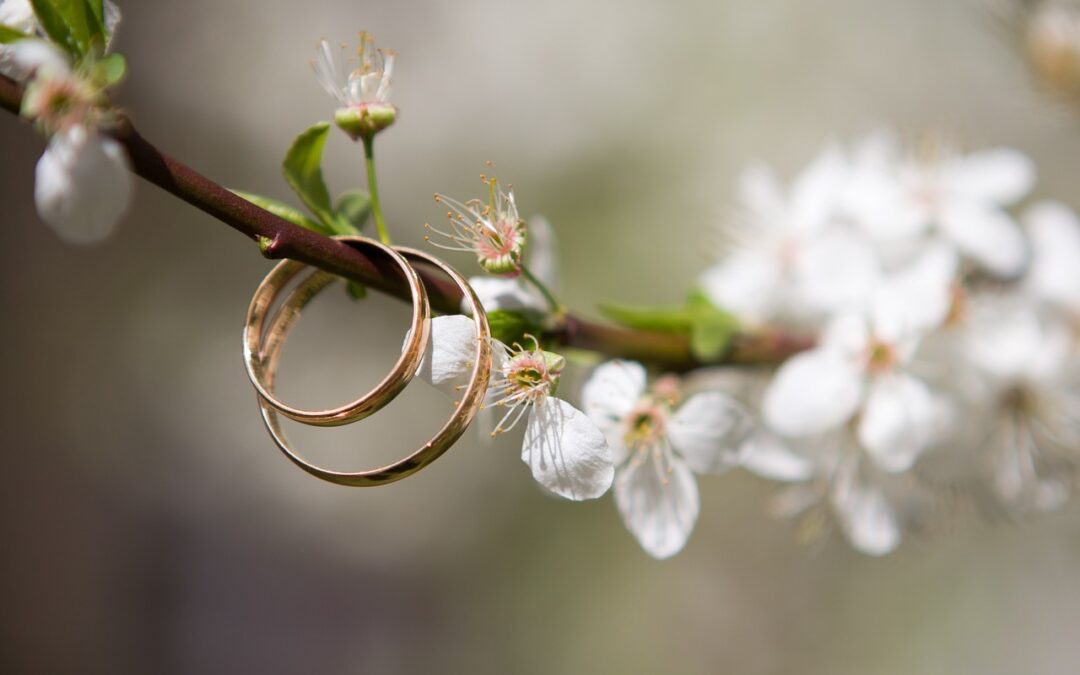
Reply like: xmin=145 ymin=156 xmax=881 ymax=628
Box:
xmin=256 ymin=245 xmax=492 ymax=487
xmin=243 ymin=236 xmax=430 ymax=427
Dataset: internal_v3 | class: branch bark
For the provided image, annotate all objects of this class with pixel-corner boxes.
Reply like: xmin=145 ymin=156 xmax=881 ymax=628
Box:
xmin=0 ymin=73 xmax=812 ymax=370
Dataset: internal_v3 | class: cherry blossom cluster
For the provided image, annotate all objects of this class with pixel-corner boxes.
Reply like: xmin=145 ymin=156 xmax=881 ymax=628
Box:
xmin=1 ymin=0 xmax=130 ymax=243
xmin=425 ymin=135 xmax=1080 ymax=558
xmin=7 ymin=5 xmax=1077 ymax=559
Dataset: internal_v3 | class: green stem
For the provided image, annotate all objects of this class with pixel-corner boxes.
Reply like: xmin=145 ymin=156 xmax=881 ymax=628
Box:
xmin=520 ymin=264 xmax=564 ymax=316
xmin=362 ymin=134 xmax=391 ymax=245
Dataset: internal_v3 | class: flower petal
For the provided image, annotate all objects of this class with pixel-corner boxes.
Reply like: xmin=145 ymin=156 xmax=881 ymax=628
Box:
xmin=1025 ymin=200 xmax=1080 ymax=315
xmin=614 ymin=450 xmax=699 ymax=558
xmin=525 ymin=215 xmax=559 ymax=289
xmin=582 ymin=360 xmax=647 ymax=461
xmin=857 ymin=372 xmax=944 ymax=473
xmin=415 ymin=315 xmax=484 ymax=397
xmin=739 ymin=432 xmax=815 ymax=482
xmin=831 ymin=462 xmax=900 ymax=556
xmin=939 ymin=200 xmax=1027 ymax=277
xmin=667 ymin=391 xmax=749 ymax=474
xmin=7 ymin=39 xmax=70 ymax=80
xmin=871 ymin=242 xmax=958 ymax=343
xmin=465 ymin=276 xmax=547 ymax=315
xmin=944 ymin=147 xmax=1035 ymax=205
xmin=699 ymin=252 xmax=784 ymax=323
xmin=35 ymin=126 xmax=132 ymax=244
xmin=522 ymin=397 xmax=614 ymax=501
xmin=795 ymin=229 xmax=881 ymax=315
xmin=763 ymin=349 xmax=864 ymax=437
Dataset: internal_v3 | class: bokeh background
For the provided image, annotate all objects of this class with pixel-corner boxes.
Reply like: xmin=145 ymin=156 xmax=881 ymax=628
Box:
xmin=3 ymin=0 xmax=1080 ymax=673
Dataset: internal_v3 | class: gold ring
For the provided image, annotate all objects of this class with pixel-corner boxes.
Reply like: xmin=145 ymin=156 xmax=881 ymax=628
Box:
xmin=256 ymin=246 xmax=492 ymax=487
xmin=243 ymin=236 xmax=430 ymax=427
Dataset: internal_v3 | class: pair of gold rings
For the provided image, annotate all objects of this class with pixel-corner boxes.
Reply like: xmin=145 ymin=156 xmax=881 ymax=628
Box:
xmin=242 ymin=236 xmax=492 ymax=486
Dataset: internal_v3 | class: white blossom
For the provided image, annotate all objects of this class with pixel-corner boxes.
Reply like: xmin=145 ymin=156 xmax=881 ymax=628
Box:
xmin=582 ymin=361 xmax=749 ymax=558
xmin=846 ymin=137 xmax=1034 ymax=276
xmin=762 ymin=244 xmax=956 ymax=474
xmin=34 ymin=124 xmax=132 ymax=243
xmin=418 ymin=316 xmax=613 ymax=501
xmin=12 ymin=40 xmax=132 ymax=243
xmin=700 ymin=146 xmax=880 ymax=324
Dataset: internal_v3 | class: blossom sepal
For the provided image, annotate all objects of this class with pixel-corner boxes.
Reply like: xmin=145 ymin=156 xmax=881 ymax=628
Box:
xmin=334 ymin=102 xmax=397 ymax=141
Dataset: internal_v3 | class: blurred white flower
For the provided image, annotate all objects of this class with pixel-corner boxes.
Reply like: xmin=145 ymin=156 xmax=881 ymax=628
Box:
xmin=762 ymin=244 xmax=956 ymax=474
xmin=13 ymin=40 xmax=131 ymax=243
xmin=35 ymin=124 xmax=132 ymax=243
xmin=964 ymin=298 xmax=1080 ymax=512
xmin=848 ymin=138 xmax=1034 ymax=276
xmin=1024 ymin=200 xmax=1080 ymax=316
xmin=418 ymin=316 xmax=613 ymax=501
xmin=700 ymin=146 xmax=879 ymax=324
xmin=582 ymin=361 xmax=749 ymax=558
xmin=0 ymin=0 xmax=38 ymax=78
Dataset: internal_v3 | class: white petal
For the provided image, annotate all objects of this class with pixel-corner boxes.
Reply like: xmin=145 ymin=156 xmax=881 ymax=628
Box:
xmin=739 ymin=432 xmax=815 ymax=482
xmin=521 ymin=397 xmax=614 ymax=501
xmin=464 ymin=276 xmax=546 ymax=315
xmin=667 ymin=391 xmax=749 ymax=474
xmin=763 ymin=349 xmax=864 ymax=437
xmin=525 ymin=215 xmax=559 ymax=289
xmin=820 ymin=313 xmax=870 ymax=357
xmin=104 ymin=0 xmax=122 ymax=43
xmin=699 ymin=252 xmax=784 ymax=323
xmin=871 ymin=242 xmax=958 ymax=343
xmin=789 ymin=144 xmax=849 ymax=232
xmin=0 ymin=0 xmax=35 ymax=34
xmin=1025 ymin=201 xmax=1080 ymax=314
xmin=944 ymin=147 xmax=1035 ymax=205
xmin=965 ymin=300 xmax=1070 ymax=384
xmin=614 ymin=450 xmax=699 ymax=558
xmin=795 ymin=229 xmax=881 ymax=315
xmin=857 ymin=372 xmax=943 ymax=473
xmin=939 ymin=200 xmax=1027 ymax=277
xmin=415 ymin=315 xmax=483 ymax=397
xmin=582 ymin=360 xmax=647 ymax=459
xmin=35 ymin=126 xmax=132 ymax=244
xmin=9 ymin=39 xmax=70 ymax=79
xmin=831 ymin=469 xmax=900 ymax=556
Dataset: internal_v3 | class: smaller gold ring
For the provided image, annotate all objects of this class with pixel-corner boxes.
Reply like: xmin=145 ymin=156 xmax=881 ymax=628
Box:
xmin=242 ymin=236 xmax=430 ymax=427
xmin=256 ymin=247 xmax=492 ymax=487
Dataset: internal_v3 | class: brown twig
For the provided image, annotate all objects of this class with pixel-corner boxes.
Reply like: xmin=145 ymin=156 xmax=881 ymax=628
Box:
xmin=0 ymin=73 xmax=812 ymax=370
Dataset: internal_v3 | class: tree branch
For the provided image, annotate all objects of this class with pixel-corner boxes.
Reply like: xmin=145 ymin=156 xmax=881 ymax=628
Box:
xmin=0 ymin=73 xmax=812 ymax=370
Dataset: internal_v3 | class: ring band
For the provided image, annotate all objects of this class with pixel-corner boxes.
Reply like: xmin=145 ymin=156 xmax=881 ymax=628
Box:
xmin=243 ymin=236 xmax=430 ymax=427
xmin=256 ymin=245 xmax=493 ymax=487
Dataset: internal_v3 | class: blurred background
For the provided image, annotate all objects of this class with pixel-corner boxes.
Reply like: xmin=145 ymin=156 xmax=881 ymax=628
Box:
xmin=3 ymin=0 xmax=1080 ymax=672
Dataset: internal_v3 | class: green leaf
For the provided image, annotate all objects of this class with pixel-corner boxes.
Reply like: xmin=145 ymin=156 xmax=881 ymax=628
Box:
xmin=80 ymin=0 xmax=106 ymax=46
xmin=231 ymin=189 xmax=330 ymax=235
xmin=487 ymin=310 xmax=539 ymax=346
xmin=602 ymin=288 xmax=740 ymax=362
xmin=30 ymin=0 xmax=78 ymax=56
xmin=690 ymin=314 xmax=738 ymax=362
xmin=30 ymin=0 xmax=103 ymax=58
xmin=94 ymin=51 xmax=126 ymax=87
xmin=334 ymin=190 xmax=371 ymax=234
xmin=345 ymin=282 xmax=368 ymax=301
xmin=598 ymin=303 xmax=695 ymax=332
xmin=0 ymin=24 xmax=30 ymax=43
xmin=85 ymin=0 xmax=103 ymax=25
xmin=282 ymin=122 xmax=350 ymax=233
